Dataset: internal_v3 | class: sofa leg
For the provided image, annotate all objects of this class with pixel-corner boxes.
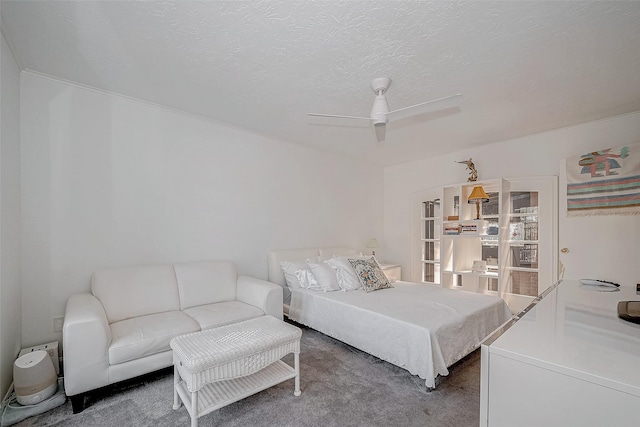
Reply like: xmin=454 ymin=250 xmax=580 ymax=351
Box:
xmin=70 ymin=394 xmax=86 ymax=414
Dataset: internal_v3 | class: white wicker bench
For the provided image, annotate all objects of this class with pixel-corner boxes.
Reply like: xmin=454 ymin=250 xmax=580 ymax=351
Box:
xmin=170 ymin=315 xmax=302 ymax=427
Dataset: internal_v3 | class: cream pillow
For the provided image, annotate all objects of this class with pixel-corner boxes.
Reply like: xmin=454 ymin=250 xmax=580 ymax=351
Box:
xmin=308 ymin=262 xmax=341 ymax=292
xmin=299 ymin=265 xmax=321 ymax=291
xmin=280 ymin=259 xmax=318 ymax=289
xmin=326 ymin=256 xmax=361 ymax=291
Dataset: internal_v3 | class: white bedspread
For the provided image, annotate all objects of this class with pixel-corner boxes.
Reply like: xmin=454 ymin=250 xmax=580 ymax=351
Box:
xmin=289 ymin=281 xmax=511 ymax=387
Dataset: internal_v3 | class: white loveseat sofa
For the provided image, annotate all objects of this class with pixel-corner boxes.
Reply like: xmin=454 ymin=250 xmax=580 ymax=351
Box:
xmin=62 ymin=260 xmax=282 ymax=413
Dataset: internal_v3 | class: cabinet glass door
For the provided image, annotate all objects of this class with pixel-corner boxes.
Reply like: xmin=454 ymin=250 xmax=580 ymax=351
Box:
xmin=507 ymin=191 xmax=540 ymax=297
xmin=481 ymin=190 xmax=500 ymax=290
xmin=502 ymin=177 xmax=557 ymax=313
xmin=422 ymin=199 xmax=440 ymax=283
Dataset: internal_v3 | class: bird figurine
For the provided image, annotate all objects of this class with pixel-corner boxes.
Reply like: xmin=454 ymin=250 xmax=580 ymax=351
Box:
xmin=456 ymin=158 xmax=478 ymax=182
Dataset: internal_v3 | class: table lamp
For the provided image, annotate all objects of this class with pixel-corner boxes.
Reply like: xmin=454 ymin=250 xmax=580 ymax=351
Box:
xmin=366 ymin=238 xmax=379 ymax=256
xmin=468 ymin=186 xmax=490 ymax=219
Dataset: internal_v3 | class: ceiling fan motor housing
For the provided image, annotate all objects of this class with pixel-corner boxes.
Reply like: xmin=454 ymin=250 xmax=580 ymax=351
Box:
xmin=370 ymin=77 xmax=392 ymax=126
xmin=371 ymin=95 xmax=389 ymax=126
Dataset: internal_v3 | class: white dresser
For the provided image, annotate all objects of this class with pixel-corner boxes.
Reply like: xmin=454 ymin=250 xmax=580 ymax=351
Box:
xmin=480 ymin=279 xmax=640 ymax=427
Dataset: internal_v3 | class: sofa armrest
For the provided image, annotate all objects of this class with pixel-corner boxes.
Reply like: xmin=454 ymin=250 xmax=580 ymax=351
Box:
xmin=236 ymin=275 xmax=284 ymax=320
xmin=62 ymin=293 xmax=112 ymax=396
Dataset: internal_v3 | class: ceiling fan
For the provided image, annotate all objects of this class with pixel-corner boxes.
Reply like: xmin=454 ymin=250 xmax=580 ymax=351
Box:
xmin=308 ymin=77 xmax=463 ymax=142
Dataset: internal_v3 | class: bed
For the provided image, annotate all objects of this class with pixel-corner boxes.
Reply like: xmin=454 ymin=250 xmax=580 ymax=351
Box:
xmin=268 ymin=247 xmax=512 ymax=388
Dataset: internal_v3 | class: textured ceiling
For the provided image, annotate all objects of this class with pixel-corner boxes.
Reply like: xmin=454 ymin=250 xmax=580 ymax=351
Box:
xmin=2 ymin=1 xmax=640 ymax=166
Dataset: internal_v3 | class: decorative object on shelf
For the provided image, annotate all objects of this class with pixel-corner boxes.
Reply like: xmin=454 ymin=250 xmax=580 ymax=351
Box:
xmin=443 ymin=224 xmax=461 ymax=235
xmin=566 ymin=143 xmax=639 ymax=216
xmin=453 ymin=195 xmax=460 ymax=217
xmin=468 ymin=185 xmax=490 ymax=219
xmin=472 ymin=260 xmax=487 ymax=273
xmin=447 ymin=215 xmax=459 ymax=221
xmin=461 ymin=220 xmax=488 ymax=235
xmin=366 ymin=238 xmax=379 ymax=256
xmin=456 ymin=158 xmax=478 ymax=182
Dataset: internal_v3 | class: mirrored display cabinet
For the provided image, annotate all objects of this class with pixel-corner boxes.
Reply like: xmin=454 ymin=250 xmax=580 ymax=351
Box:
xmin=416 ymin=176 xmax=557 ymax=313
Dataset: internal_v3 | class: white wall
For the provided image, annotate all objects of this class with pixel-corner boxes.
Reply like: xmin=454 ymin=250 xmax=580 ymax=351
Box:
xmin=20 ymin=72 xmax=383 ymax=348
xmin=18 ymin=68 xmax=640 ymax=359
xmin=1 ymin=30 xmax=22 ymax=397
xmin=385 ymin=112 xmax=640 ymax=288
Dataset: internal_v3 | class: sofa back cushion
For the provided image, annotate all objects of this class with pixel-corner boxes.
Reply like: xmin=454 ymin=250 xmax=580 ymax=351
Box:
xmin=92 ymin=264 xmax=180 ymax=324
xmin=174 ymin=260 xmax=238 ymax=310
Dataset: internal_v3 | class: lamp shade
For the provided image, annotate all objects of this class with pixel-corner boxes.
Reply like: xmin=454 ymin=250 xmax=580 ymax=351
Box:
xmin=468 ymin=186 xmax=490 ymax=202
xmin=366 ymin=238 xmax=379 ymax=248
xmin=468 ymin=185 xmax=490 ymax=219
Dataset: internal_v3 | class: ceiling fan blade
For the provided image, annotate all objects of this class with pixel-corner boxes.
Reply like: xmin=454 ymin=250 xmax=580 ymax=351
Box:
xmin=307 ymin=113 xmax=373 ymax=121
xmin=374 ymin=124 xmax=386 ymax=143
xmin=386 ymin=94 xmax=463 ymax=122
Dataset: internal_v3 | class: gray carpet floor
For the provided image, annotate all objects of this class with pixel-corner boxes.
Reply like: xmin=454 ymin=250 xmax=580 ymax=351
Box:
xmin=13 ymin=321 xmax=482 ymax=426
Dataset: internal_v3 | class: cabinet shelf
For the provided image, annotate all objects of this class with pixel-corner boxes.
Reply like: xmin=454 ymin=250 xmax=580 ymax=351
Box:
xmin=443 ymin=269 xmax=498 ymax=276
xmin=442 ymin=234 xmax=492 ymax=238
xmin=507 ymin=266 xmax=540 ymax=273
xmin=456 ymin=270 xmax=499 ymax=277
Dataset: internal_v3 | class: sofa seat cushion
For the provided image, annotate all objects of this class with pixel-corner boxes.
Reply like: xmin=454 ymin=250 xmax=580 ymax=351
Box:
xmin=109 ymin=310 xmax=200 ymax=365
xmin=183 ymin=301 xmax=264 ymax=331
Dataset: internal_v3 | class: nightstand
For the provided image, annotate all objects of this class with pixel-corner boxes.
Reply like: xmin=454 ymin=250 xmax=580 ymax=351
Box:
xmin=379 ymin=263 xmax=401 ymax=282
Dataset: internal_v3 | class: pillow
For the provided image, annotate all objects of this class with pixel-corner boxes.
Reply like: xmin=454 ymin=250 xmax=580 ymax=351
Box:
xmin=298 ymin=267 xmax=321 ymax=290
xmin=308 ymin=262 xmax=341 ymax=292
xmin=348 ymin=257 xmax=393 ymax=293
xmin=325 ymin=256 xmax=361 ymax=291
xmin=280 ymin=259 xmax=318 ymax=289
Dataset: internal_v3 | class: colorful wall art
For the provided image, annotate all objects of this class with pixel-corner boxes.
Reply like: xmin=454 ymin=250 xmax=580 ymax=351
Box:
xmin=566 ymin=143 xmax=640 ymax=216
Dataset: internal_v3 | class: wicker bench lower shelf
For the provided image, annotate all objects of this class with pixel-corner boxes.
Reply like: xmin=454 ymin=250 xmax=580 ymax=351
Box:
xmin=175 ymin=360 xmax=296 ymax=420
